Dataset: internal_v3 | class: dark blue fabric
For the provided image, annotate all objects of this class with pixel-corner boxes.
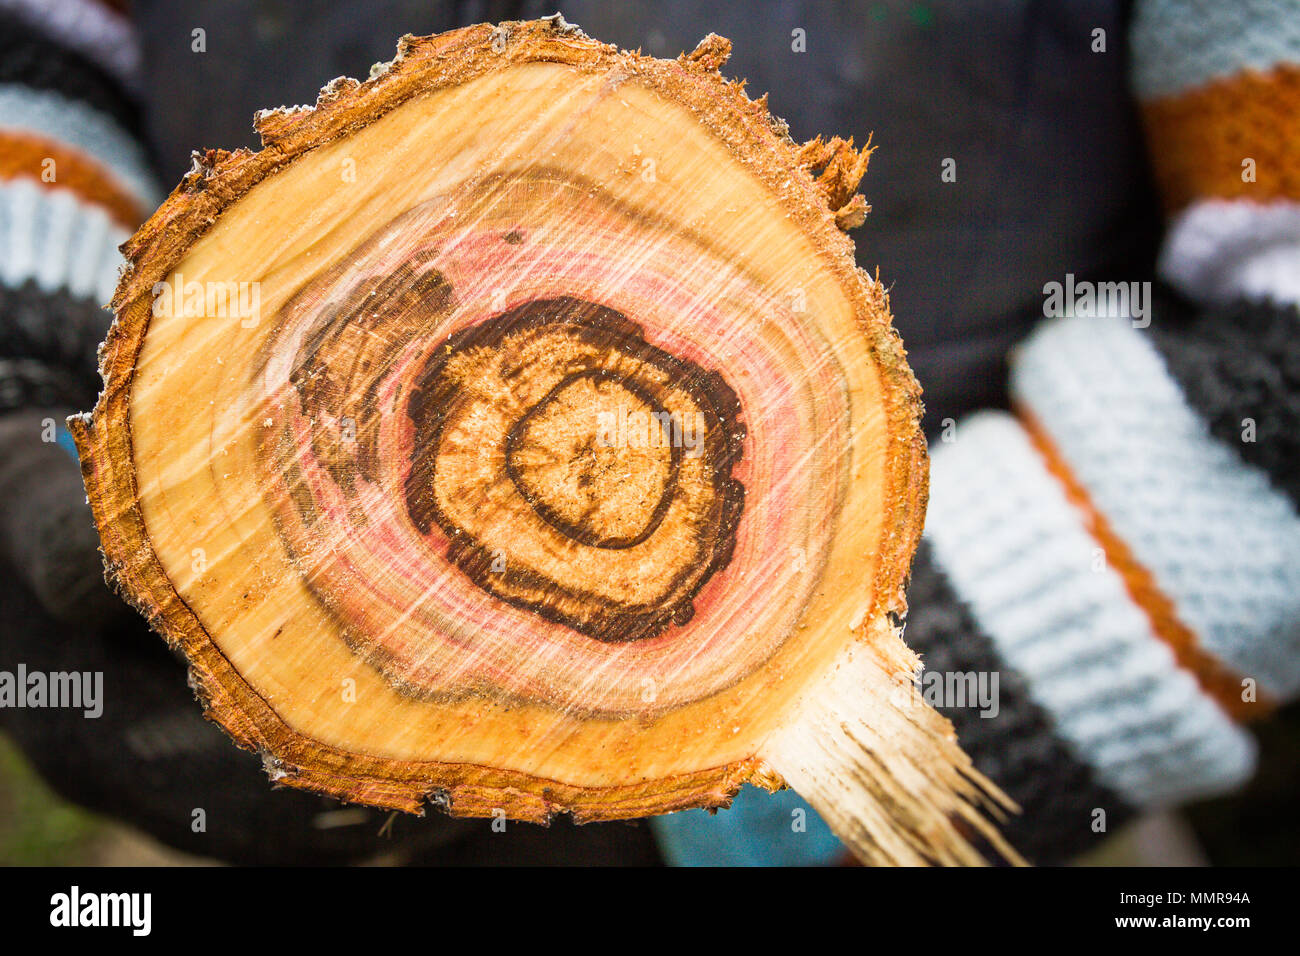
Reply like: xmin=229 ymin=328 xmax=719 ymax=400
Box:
xmin=654 ymin=786 xmax=844 ymax=867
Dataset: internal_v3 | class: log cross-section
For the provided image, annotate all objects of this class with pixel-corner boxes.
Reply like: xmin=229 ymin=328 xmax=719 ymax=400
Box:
xmin=70 ymin=17 xmax=1019 ymax=865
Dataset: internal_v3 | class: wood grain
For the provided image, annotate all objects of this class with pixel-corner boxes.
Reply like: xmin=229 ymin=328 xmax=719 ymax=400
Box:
xmin=70 ymin=17 xmax=1015 ymax=863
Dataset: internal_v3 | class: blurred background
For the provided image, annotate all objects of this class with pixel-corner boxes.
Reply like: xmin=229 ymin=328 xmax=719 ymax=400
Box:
xmin=2 ymin=0 xmax=1297 ymax=865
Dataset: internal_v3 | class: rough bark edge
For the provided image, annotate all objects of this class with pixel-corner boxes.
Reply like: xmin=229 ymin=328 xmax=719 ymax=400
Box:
xmin=763 ymin=620 xmax=1025 ymax=866
xmin=69 ymin=17 xmax=930 ymax=825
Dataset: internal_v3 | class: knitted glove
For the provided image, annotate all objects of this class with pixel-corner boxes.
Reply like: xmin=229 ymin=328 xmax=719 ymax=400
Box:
xmin=0 ymin=0 xmax=158 ymax=615
xmin=918 ymin=298 xmax=1299 ymax=863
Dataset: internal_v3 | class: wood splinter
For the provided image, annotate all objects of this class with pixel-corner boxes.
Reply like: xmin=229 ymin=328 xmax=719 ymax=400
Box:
xmin=71 ymin=17 xmax=1022 ymax=865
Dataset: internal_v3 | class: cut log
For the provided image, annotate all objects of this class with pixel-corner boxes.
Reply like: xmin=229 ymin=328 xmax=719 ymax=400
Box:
xmin=71 ymin=17 xmax=1020 ymax=865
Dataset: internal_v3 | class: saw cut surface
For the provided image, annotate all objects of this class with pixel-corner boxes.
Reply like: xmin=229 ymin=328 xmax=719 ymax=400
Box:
xmin=257 ymin=173 xmax=836 ymax=716
xmin=70 ymin=21 xmax=1014 ymax=866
